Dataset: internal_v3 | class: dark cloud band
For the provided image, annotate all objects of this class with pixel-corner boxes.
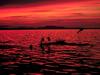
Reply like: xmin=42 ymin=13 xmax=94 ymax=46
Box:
xmin=0 ymin=0 xmax=46 ymax=6
xmin=0 ymin=0 xmax=86 ymax=6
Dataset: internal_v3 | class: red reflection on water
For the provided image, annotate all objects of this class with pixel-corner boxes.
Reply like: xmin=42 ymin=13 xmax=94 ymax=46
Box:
xmin=0 ymin=29 xmax=100 ymax=75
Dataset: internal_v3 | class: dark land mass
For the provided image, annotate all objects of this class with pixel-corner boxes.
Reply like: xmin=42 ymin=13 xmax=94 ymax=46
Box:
xmin=0 ymin=25 xmax=100 ymax=30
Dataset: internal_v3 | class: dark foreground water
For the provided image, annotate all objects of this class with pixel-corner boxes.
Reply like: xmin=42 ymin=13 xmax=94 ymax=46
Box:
xmin=0 ymin=29 xmax=100 ymax=75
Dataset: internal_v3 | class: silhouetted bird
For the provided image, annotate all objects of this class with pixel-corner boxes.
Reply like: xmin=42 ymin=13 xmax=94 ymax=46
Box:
xmin=77 ymin=28 xmax=84 ymax=33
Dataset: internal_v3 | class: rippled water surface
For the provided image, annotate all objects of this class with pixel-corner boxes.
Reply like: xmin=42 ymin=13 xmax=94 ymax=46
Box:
xmin=0 ymin=29 xmax=100 ymax=75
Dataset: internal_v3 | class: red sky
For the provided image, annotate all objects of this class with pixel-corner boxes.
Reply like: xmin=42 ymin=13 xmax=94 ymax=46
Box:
xmin=0 ymin=0 xmax=100 ymax=28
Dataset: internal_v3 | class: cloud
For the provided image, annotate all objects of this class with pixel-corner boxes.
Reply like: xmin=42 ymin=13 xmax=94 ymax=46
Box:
xmin=0 ymin=0 xmax=88 ymax=6
xmin=0 ymin=0 xmax=99 ymax=28
xmin=0 ymin=0 xmax=44 ymax=6
xmin=71 ymin=13 xmax=85 ymax=16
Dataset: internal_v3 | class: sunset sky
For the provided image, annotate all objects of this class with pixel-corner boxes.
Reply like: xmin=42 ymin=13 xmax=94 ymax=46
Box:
xmin=0 ymin=0 xmax=100 ymax=28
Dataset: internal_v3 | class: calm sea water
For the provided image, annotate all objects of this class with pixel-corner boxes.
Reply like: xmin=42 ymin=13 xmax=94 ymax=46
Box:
xmin=0 ymin=29 xmax=100 ymax=75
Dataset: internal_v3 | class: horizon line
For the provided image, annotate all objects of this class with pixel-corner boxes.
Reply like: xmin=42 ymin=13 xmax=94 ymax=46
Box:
xmin=0 ymin=28 xmax=100 ymax=30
